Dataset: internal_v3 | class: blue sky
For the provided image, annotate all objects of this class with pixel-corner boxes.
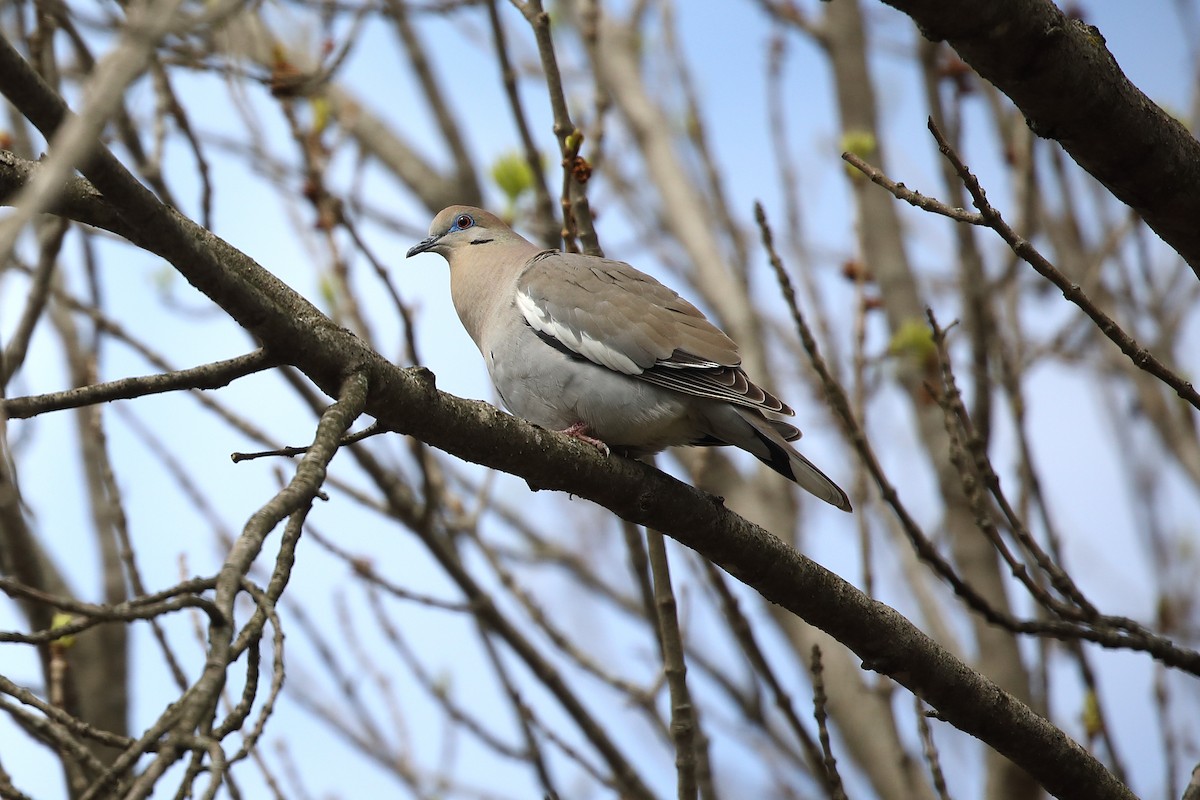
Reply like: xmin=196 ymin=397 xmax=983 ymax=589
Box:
xmin=1 ymin=1 xmax=1196 ymax=798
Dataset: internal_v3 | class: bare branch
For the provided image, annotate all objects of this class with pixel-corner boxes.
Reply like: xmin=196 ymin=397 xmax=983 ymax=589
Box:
xmin=926 ymin=118 xmax=1200 ymax=411
xmin=1 ymin=349 xmax=278 ymax=419
xmin=878 ymin=0 xmax=1200 ymax=275
xmin=842 ymin=152 xmax=984 ymax=224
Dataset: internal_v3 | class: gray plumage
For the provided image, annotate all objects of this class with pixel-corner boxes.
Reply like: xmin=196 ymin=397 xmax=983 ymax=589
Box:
xmin=407 ymin=205 xmax=851 ymax=511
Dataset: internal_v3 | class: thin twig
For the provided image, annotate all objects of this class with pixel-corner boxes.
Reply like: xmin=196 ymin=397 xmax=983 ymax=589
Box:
xmin=2 ymin=349 xmax=278 ymax=419
xmin=914 ymin=698 xmax=952 ymax=800
xmin=646 ymin=530 xmax=699 ymax=800
xmin=925 ymin=117 xmax=1200 ymax=411
xmin=842 ymin=151 xmax=984 ymax=225
xmin=700 ymin=561 xmax=834 ymax=795
xmin=757 ymin=202 xmax=1200 ymax=675
xmin=510 ymin=0 xmax=599 ymax=252
xmin=809 ymin=646 xmax=847 ymax=800
xmin=230 ymin=422 xmax=383 ymax=463
xmin=486 ymin=0 xmax=557 ymax=246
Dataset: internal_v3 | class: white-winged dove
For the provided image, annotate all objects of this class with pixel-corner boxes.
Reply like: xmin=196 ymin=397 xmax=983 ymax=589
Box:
xmin=407 ymin=206 xmax=852 ymax=511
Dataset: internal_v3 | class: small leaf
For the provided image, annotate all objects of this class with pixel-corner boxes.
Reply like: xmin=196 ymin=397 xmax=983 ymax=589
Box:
xmin=310 ymin=96 xmax=331 ymax=134
xmin=840 ymin=129 xmax=877 ymax=159
xmin=50 ymin=612 xmax=78 ymax=648
xmin=1082 ymin=690 xmax=1102 ymax=739
xmin=564 ymin=129 xmax=584 ymax=154
xmin=841 ymin=130 xmax=877 ymax=178
xmin=318 ymin=273 xmax=338 ymax=308
xmin=887 ymin=318 xmax=937 ymax=368
xmin=490 ymin=151 xmax=536 ymax=204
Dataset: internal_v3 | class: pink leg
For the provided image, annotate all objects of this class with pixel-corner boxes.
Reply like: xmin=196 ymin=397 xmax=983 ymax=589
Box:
xmin=559 ymin=422 xmax=611 ymax=456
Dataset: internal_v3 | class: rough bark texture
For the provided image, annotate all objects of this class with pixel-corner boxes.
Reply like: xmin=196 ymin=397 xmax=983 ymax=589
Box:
xmin=880 ymin=0 xmax=1200 ymax=276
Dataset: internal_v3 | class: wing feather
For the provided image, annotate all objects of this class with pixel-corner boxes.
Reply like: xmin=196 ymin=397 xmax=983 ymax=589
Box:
xmin=517 ymin=252 xmax=792 ymax=416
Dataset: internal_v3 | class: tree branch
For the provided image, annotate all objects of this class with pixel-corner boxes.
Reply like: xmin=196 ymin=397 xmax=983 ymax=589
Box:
xmin=0 ymin=37 xmax=1133 ymax=799
xmin=1 ymin=349 xmax=277 ymax=418
xmin=924 ymin=118 xmax=1200 ymax=412
xmin=876 ymin=0 xmax=1200 ymax=276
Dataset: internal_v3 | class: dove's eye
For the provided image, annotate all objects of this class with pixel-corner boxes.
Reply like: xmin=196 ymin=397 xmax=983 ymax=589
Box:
xmin=454 ymin=213 xmax=474 ymax=231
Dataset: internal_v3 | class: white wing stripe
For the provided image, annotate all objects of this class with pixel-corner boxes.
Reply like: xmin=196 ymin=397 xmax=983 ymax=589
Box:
xmin=517 ymin=290 xmax=641 ymax=374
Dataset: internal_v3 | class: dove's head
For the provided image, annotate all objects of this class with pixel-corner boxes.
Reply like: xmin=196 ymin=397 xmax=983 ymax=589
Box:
xmin=406 ymin=206 xmax=520 ymax=259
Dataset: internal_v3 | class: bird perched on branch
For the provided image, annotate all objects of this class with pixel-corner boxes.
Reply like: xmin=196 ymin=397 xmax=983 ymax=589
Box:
xmin=407 ymin=206 xmax=851 ymax=511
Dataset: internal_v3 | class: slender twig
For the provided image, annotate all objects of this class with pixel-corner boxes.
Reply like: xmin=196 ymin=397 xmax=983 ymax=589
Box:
xmin=646 ymin=531 xmax=699 ymax=800
xmin=1 ymin=349 xmax=278 ymax=419
xmin=0 ymin=576 xmax=220 ymax=637
xmin=477 ymin=628 xmax=562 ymax=799
xmin=924 ymin=117 xmax=1200 ymax=411
xmin=757 ymin=202 xmax=1200 ymax=675
xmin=0 ymin=694 xmax=111 ymax=785
xmin=914 ymin=698 xmax=952 ymax=800
xmin=809 ymin=646 xmax=847 ymax=800
xmin=927 ymin=310 xmax=1098 ymax=618
xmin=0 ymin=675 xmax=138 ymax=753
xmin=337 ymin=210 xmax=422 ymax=367
xmin=486 ymin=0 xmax=557 ymax=246
xmin=305 ymin=527 xmax=470 ymax=612
xmin=1 ymin=218 xmax=66 ymax=386
xmin=367 ymin=588 xmax=527 ymax=760
xmin=230 ymin=421 xmax=383 ymax=463
xmin=510 ymin=0 xmax=598 ymax=252
xmin=701 ymin=561 xmax=834 ymax=795
xmin=842 ymin=151 xmax=984 ymax=225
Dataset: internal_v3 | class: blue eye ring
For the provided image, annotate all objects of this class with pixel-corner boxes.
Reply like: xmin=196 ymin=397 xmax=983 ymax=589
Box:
xmin=452 ymin=213 xmax=475 ymax=232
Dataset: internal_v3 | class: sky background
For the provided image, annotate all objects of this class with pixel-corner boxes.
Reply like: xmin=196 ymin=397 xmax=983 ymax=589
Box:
xmin=1 ymin=1 xmax=1197 ymax=797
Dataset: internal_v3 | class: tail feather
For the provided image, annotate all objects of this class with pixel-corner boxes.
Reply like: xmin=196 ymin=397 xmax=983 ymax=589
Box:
xmin=726 ymin=407 xmax=852 ymax=512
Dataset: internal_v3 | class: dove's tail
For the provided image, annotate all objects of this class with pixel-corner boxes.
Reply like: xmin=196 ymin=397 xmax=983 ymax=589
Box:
xmin=708 ymin=406 xmax=852 ymax=512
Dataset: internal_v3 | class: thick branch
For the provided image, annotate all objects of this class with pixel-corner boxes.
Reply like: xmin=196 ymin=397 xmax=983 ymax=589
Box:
xmin=877 ymin=0 xmax=1200 ymax=276
xmin=0 ymin=43 xmax=1132 ymax=799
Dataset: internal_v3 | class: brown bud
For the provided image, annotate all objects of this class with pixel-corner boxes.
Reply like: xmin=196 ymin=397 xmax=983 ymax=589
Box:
xmin=841 ymin=258 xmax=874 ymax=283
xmin=571 ymin=156 xmax=593 ymax=184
